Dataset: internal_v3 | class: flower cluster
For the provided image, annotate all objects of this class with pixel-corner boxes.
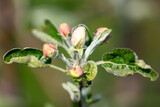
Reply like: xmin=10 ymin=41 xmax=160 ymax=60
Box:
xmin=4 ymin=19 xmax=158 ymax=105
xmin=43 ymin=23 xmax=110 ymax=78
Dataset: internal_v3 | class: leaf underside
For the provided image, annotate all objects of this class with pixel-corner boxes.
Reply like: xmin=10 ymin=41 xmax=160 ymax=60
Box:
xmin=102 ymin=48 xmax=158 ymax=81
xmin=3 ymin=48 xmax=51 ymax=68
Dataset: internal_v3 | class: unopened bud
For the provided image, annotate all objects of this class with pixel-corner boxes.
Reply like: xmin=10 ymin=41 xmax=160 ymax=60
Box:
xmin=59 ymin=23 xmax=71 ymax=38
xmin=71 ymin=26 xmax=86 ymax=48
xmin=43 ymin=43 xmax=57 ymax=58
xmin=95 ymin=27 xmax=110 ymax=42
xmin=96 ymin=27 xmax=109 ymax=36
xmin=70 ymin=66 xmax=83 ymax=78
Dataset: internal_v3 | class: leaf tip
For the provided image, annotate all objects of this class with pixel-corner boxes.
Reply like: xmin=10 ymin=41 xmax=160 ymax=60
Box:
xmin=3 ymin=48 xmax=21 ymax=64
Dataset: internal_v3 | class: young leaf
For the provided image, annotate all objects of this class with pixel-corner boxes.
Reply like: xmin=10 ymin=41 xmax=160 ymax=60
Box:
xmin=87 ymin=94 xmax=102 ymax=104
xmin=3 ymin=48 xmax=51 ymax=68
xmin=42 ymin=20 xmax=62 ymax=42
xmin=62 ymin=82 xmax=80 ymax=102
xmin=32 ymin=29 xmax=61 ymax=46
xmin=82 ymin=87 xmax=91 ymax=97
xmin=32 ymin=20 xmax=62 ymax=45
xmin=83 ymin=61 xmax=98 ymax=81
xmin=101 ymin=48 xmax=158 ymax=81
xmin=84 ymin=29 xmax=112 ymax=61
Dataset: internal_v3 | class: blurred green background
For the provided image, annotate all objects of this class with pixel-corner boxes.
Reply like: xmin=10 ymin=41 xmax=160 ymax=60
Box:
xmin=0 ymin=0 xmax=160 ymax=107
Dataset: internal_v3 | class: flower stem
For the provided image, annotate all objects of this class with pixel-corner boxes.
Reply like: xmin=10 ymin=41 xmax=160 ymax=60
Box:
xmin=48 ymin=64 xmax=66 ymax=73
xmin=78 ymin=81 xmax=83 ymax=107
xmin=77 ymin=81 xmax=88 ymax=107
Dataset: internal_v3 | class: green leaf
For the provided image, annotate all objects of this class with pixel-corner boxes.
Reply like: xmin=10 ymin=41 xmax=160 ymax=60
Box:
xmin=101 ymin=48 xmax=158 ymax=81
xmin=42 ymin=20 xmax=62 ymax=42
xmin=3 ymin=48 xmax=51 ymax=68
xmin=32 ymin=20 xmax=62 ymax=45
xmin=83 ymin=61 xmax=98 ymax=81
xmin=62 ymin=82 xmax=80 ymax=102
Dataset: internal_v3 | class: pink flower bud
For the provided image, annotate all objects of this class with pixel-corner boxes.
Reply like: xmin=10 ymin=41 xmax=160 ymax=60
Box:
xmin=96 ymin=27 xmax=109 ymax=36
xmin=95 ymin=27 xmax=110 ymax=42
xmin=59 ymin=23 xmax=71 ymax=38
xmin=70 ymin=66 xmax=83 ymax=78
xmin=71 ymin=26 xmax=86 ymax=48
xmin=43 ymin=43 xmax=57 ymax=58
